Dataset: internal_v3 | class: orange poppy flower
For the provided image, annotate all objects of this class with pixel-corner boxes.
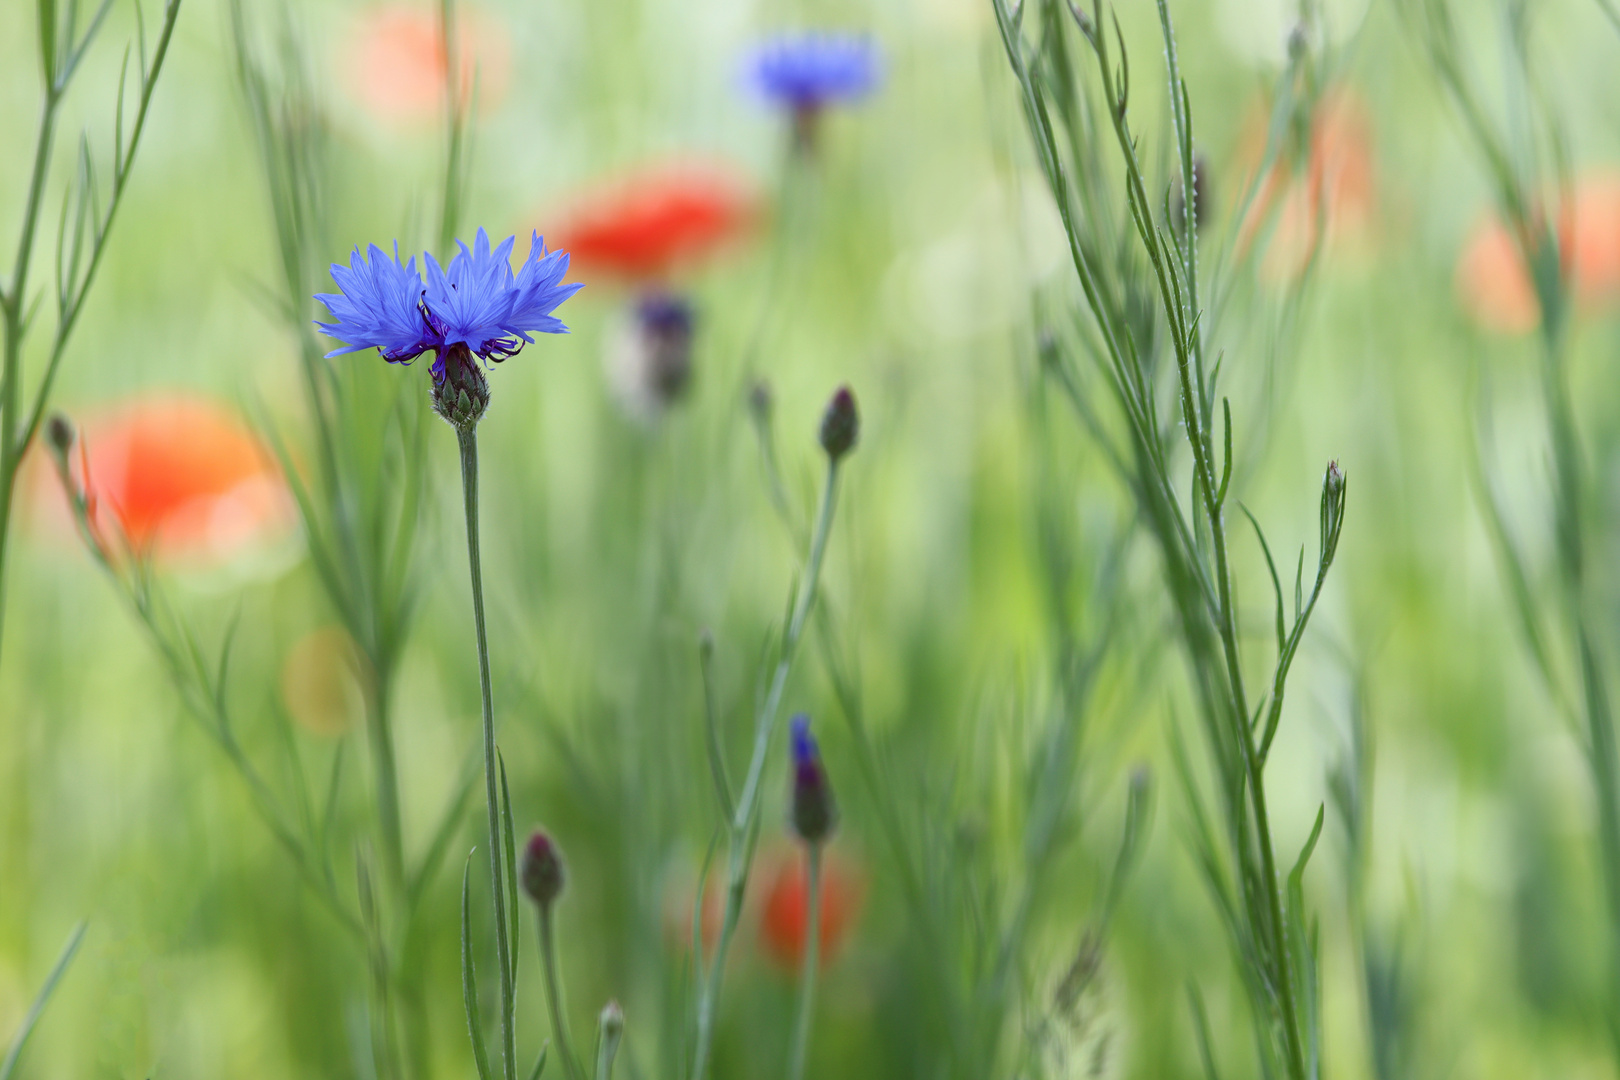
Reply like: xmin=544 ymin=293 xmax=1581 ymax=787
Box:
xmin=758 ymin=846 xmax=863 ymax=970
xmin=1235 ymin=88 xmax=1377 ymax=281
xmin=541 ymin=163 xmax=757 ymax=283
xmin=1455 ymin=216 xmax=1541 ymax=335
xmin=1456 ymin=173 xmax=1620 ymax=334
xmin=347 ymin=5 xmax=510 ymax=125
xmin=64 ymin=396 xmax=291 ymax=563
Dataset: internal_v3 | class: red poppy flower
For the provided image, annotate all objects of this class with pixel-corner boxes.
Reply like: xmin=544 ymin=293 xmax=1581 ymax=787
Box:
xmin=61 ymin=396 xmax=291 ymax=563
xmin=758 ymin=847 xmax=863 ymax=970
xmin=1235 ymin=88 xmax=1377 ymax=281
xmin=542 ymin=163 xmax=757 ymax=283
xmin=347 ymin=5 xmax=511 ymax=125
xmin=1456 ymin=173 xmax=1620 ymax=334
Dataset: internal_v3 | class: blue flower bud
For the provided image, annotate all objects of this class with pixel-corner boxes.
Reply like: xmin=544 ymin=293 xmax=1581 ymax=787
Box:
xmin=790 ymin=713 xmax=837 ymax=844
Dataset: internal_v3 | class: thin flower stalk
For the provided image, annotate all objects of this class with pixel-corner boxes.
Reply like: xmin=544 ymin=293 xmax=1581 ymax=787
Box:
xmin=458 ymin=424 xmax=518 ymax=1080
xmin=691 ymin=389 xmax=855 ymax=1080
xmin=785 ymin=843 xmax=823 ymax=1080
xmin=0 ymin=0 xmax=182 ymax=675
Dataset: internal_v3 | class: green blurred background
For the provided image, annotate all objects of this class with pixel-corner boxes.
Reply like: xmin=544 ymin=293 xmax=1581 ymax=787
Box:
xmin=4 ymin=0 xmax=1620 ymax=1076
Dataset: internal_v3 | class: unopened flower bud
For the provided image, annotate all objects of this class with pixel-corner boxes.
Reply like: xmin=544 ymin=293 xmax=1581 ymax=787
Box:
xmin=789 ymin=713 xmax=837 ymax=844
xmin=818 ymin=385 xmax=858 ymax=462
xmin=595 ymin=1000 xmax=625 ymax=1080
xmin=46 ymin=413 xmax=75 ymax=458
xmin=1319 ymin=459 xmax=1346 ymax=567
xmin=748 ymin=380 xmax=773 ymax=425
xmin=520 ymin=829 xmax=566 ymax=907
xmin=606 ymin=292 xmax=695 ymax=420
xmin=1286 ymin=21 xmax=1310 ymax=63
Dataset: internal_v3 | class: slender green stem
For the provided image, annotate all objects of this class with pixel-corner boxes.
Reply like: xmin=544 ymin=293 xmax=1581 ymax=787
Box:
xmin=692 ymin=458 xmax=841 ymax=1080
xmin=0 ymin=90 xmax=61 ymax=673
xmin=786 ymin=843 xmax=823 ymax=1080
xmin=365 ymin=671 xmax=407 ymax=891
xmin=538 ymin=907 xmax=585 ymax=1080
xmin=457 ymin=424 xmax=517 ymax=1080
xmin=730 ymin=460 xmax=840 ymax=829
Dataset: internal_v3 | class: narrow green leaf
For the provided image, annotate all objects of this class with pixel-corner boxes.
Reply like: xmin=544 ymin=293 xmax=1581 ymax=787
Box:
xmin=462 ymin=853 xmax=495 ymax=1080
xmin=499 ymin=751 xmax=521 ymax=992
xmin=1187 ymin=985 xmax=1223 ymax=1080
xmin=1287 ymin=805 xmax=1326 ymax=901
xmin=0 ymin=922 xmax=87 ymax=1080
xmin=527 ymin=1043 xmax=549 ymax=1080
xmin=1240 ymin=504 xmax=1286 ymax=657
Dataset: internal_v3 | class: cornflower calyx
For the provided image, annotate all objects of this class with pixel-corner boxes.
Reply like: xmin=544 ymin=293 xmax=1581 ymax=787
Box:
xmin=520 ymin=829 xmax=567 ymax=908
xmin=789 ymin=713 xmax=837 ymax=844
xmin=819 ymin=385 xmax=859 ymax=462
xmin=314 ymin=229 xmax=582 ymax=429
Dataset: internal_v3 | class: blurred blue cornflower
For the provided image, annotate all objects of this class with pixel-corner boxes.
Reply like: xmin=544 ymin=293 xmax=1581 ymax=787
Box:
xmin=789 ymin=713 xmax=836 ymax=844
xmin=316 ymin=228 xmax=581 ymax=426
xmin=745 ymin=33 xmax=881 ymax=112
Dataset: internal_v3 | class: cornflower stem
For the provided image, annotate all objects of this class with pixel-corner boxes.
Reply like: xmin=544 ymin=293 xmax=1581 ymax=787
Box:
xmin=456 ymin=424 xmax=517 ymax=1080
xmin=786 ymin=843 xmax=824 ymax=1080
xmin=538 ymin=906 xmax=585 ymax=1080
xmin=691 ymin=457 xmax=842 ymax=1080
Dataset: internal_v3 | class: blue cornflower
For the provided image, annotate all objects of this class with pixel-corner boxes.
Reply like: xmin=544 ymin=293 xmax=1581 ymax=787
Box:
xmin=315 ymin=228 xmax=582 ymax=427
xmin=789 ymin=713 xmax=836 ymax=844
xmin=745 ymin=33 xmax=881 ymax=111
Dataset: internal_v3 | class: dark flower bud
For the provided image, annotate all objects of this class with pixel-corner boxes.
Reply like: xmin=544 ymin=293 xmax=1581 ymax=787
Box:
xmin=46 ymin=413 xmax=75 ymax=457
xmin=431 ymin=343 xmax=491 ymax=430
xmin=818 ymin=385 xmax=858 ymax=462
xmin=789 ymin=713 xmax=837 ymax=844
xmin=748 ymin=380 xmax=773 ymax=425
xmin=608 ymin=293 xmax=695 ymax=419
xmin=1286 ymin=21 xmax=1310 ymax=63
xmin=520 ymin=829 xmax=566 ymax=907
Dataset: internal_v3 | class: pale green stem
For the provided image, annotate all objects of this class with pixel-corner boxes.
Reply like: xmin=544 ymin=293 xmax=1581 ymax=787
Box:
xmin=457 ymin=424 xmax=517 ymax=1080
xmin=538 ymin=906 xmax=585 ymax=1080
xmin=691 ymin=458 xmax=841 ymax=1079
xmin=786 ymin=843 xmax=823 ymax=1080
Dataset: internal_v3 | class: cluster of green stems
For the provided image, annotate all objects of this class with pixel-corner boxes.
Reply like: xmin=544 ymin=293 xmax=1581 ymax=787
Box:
xmin=992 ymin=1 xmax=1347 ymax=1075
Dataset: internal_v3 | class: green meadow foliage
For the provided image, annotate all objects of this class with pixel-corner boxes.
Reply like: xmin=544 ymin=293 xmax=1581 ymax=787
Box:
xmin=8 ymin=0 xmax=1620 ymax=1077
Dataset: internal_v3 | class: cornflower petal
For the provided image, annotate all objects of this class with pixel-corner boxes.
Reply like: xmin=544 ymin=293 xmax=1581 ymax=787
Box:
xmin=506 ymin=233 xmax=584 ymax=341
xmin=314 ymin=242 xmax=435 ymax=360
xmin=746 ymin=34 xmax=882 ymax=110
xmin=423 ymin=227 xmax=523 ymax=356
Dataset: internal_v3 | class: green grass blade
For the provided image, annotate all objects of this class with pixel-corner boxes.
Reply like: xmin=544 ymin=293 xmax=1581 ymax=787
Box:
xmin=0 ymin=921 xmax=88 ymax=1080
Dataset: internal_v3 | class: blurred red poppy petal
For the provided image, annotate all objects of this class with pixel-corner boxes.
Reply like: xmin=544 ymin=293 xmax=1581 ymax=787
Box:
xmin=759 ymin=847 xmax=863 ymax=970
xmin=542 ymin=163 xmax=757 ymax=282
xmin=348 ymin=5 xmax=511 ymax=125
xmin=58 ymin=396 xmax=291 ymax=563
